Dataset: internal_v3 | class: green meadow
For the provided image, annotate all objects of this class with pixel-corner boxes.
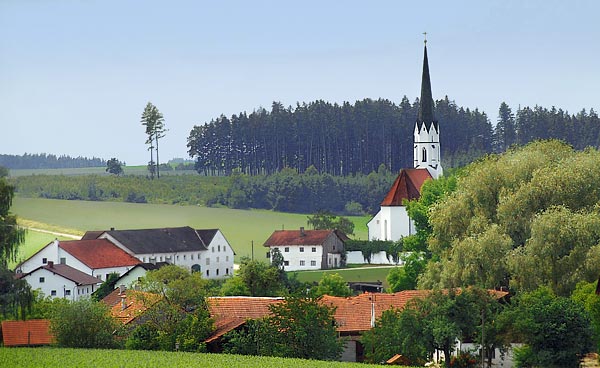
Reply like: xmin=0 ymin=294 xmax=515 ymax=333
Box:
xmin=291 ymin=266 xmax=394 ymax=289
xmin=8 ymin=166 xmax=197 ymax=177
xmin=0 ymin=347 xmax=411 ymax=368
xmin=12 ymin=197 xmax=370 ymax=263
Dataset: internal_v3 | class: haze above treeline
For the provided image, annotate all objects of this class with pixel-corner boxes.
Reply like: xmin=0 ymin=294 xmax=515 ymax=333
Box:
xmin=2 ymin=98 xmax=599 ymax=173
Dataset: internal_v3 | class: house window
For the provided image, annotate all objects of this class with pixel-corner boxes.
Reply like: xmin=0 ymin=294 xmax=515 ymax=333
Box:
xmin=284 ymin=261 xmax=289 ymax=266
xmin=142 ymin=257 xmax=146 ymax=262
xmin=183 ymin=255 xmax=186 ymax=260
xmin=51 ymin=290 xmax=56 ymax=296
xmin=218 ymin=245 xmax=221 ymax=252
xmin=312 ymin=247 xmax=317 ymax=252
xmin=216 ymin=269 xmax=219 ymax=276
xmin=106 ymin=274 xmax=110 ymax=280
xmin=333 ymin=245 xmax=336 ymax=251
xmin=60 ymin=257 xmax=66 ymax=264
xmin=223 ymin=246 xmax=227 ymax=252
xmin=159 ymin=256 xmax=163 ymax=261
xmin=198 ymin=253 xmax=201 ymax=259
xmin=226 ymin=256 xmax=229 ymax=262
xmin=191 ymin=254 xmax=194 ymax=260
xmin=226 ymin=268 xmax=229 ymax=275
xmin=65 ymin=290 xmax=71 ymax=296
xmin=212 ymin=247 xmax=215 ymax=253
xmin=206 ymin=258 xmax=210 ymax=266
xmin=39 ymin=277 xmax=45 ymax=283
xmin=42 ymin=258 xmax=47 ymax=264
xmin=206 ymin=270 xmax=210 ymax=277
xmin=266 ymin=251 xmax=271 ymax=258
xmin=284 ymin=247 xmax=289 ymax=252
xmin=422 ymin=147 xmax=427 ymax=162
xmin=299 ymin=260 xmax=305 ymax=266
xmin=311 ymin=260 xmax=317 ymax=266
xmin=300 ymin=247 xmax=304 ymax=252
xmin=216 ymin=257 xmax=220 ymax=263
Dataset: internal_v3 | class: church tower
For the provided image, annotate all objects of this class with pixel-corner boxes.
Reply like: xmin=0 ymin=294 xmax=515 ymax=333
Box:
xmin=413 ymin=40 xmax=443 ymax=179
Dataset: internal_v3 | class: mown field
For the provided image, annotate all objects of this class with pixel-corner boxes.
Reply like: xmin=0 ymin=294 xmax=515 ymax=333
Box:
xmin=12 ymin=197 xmax=370 ymax=263
xmin=291 ymin=266 xmax=394 ymax=288
xmin=8 ymin=166 xmax=197 ymax=177
xmin=0 ymin=347 xmax=413 ymax=368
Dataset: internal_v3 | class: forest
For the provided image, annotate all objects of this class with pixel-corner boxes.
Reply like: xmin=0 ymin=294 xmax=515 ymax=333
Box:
xmin=0 ymin=153 xmax=106 ymax=169
xmin=187 ymin=97 xmax=600 ymax=176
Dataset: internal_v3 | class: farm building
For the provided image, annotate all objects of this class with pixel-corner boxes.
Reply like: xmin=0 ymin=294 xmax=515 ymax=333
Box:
xmin=14 ymin=238 xmax=141 ymax=281
xmin=263 ymin=228 xmax=348 ymax=271
xmin=17 ymin=262 xmax=101 ymax=300
xmin=83 ymin=227 xmax=235 ymax=279
xmin=1 ymin=319 xmax=55 ymax=347
xmin=367 ymin=41 xmax=441 ymax=242
xmin=113 ymin=262 xmax=170 ymax=289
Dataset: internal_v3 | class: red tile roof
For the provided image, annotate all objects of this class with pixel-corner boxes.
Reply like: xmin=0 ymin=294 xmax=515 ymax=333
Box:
xmin=381 ymin=168 xmax=432 ymax=206
xmin=107 ymin=289 xmax=161 ymax=325
xmin=59 ymin=239 xmax=141 ymax=269
xmin=1 ymin=319 xmax=55 ymax=346
xmin=263 ymin=229 xmax=346 ymax=247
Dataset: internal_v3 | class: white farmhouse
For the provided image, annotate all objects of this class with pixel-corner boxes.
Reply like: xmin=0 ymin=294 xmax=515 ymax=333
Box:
xmin=15 ymin=238 xmax=141 ymax=281
xmin=367 ymin=41 xmax=442 ymax=242
xmin=84 ymin=227 xmax=235 ymax=279
xmin=18 ymin=262 xmax=101 ymax=300
xmin=263 ymin=228 xmax=347 ymax=271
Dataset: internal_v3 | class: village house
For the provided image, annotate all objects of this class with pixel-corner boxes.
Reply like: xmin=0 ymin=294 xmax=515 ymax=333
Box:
xmin=83 ymin=227 xmax=235 ymax=279
xmin=367 ymin=41 xmax=441 ymax=242
xmin=18 ymin=262 xmax=102 ymax=300
xmin=263 ymin=228 xmax=347 ymax=271
xmin=113 ymin=262 xmax=170 ymax=289
xmin=15 ymin=238 xmax=141 ymax=281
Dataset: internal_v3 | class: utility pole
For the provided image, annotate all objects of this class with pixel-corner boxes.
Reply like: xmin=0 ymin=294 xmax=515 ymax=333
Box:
xmin=251 ymin=240 xmax=254 ymax=261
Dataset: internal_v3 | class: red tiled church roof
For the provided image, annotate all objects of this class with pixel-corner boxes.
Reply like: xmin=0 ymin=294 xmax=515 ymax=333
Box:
xmin=59 ymin=239 xmax=141 ymax=269
xmin=263 ymin=229 xmax=347 ymax=247
xmin=381 ymin=168 xmax=432 ymax=206
xmin=1 ymin=319 xmax=55 ymax=346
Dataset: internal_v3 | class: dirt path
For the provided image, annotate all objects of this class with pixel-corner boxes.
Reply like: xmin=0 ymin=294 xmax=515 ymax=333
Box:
xmin=26 ymin=227 xmax=81 ymax=240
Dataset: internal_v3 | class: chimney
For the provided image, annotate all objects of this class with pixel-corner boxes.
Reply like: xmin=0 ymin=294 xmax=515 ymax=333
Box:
xmin=119 ymin=284 xmax=126 ymax=295
xmin=300 ymin=227 xmax=305 ymax=236
xmin=110 ymin=227 xmax=115 ymax=231
xmin=121 ymin=295 xmax=127 ymax=310
xmin=47 ymin=261 xmax=54 ymax=268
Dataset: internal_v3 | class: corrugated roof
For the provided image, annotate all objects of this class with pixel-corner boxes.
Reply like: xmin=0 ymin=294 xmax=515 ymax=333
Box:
xmin=1 ymin=319 xmax=55 ymax=346
xmin=59 ymin=239 xmax=141 ymax=269
xmin=263 ymin=229 xmax=346 ymax=247
xmin=381 ymin=168 xmax=432 ymax=206
xmin=24 ymin=264 xmax=102 ymax=286
xmin=104 ymin=227 xmax=209 ymax=254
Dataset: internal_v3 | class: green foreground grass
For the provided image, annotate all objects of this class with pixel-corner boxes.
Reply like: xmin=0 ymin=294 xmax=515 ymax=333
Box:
xmin=0 ymin=347 xmax=414 ymax=368
xmin=12 ymin=197 xmax=370 ymax=263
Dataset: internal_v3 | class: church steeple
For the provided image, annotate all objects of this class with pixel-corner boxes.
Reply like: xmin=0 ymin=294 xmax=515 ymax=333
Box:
xmin=414 ymin=36 xmax=443 ymax=179
xmin=417 ymin=43 xmax=435 ymax=126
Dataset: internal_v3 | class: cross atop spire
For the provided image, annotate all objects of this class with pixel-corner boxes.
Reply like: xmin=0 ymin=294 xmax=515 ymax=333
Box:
xmin=423 ymin=31 xmax=427 ymax=45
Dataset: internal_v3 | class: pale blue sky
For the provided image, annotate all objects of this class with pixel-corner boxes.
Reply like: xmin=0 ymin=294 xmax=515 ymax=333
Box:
xmin=1 ymin=1 xmax=598 ymax=165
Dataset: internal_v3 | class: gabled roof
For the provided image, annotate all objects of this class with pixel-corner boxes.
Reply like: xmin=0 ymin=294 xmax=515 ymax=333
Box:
xmin=58 ymin=239 xmax=141 ymax=269
xmin=1 ymin=319 xmax=55 ymax=346
xmin=24 ymin=264 xmax=102 ymax=286
xmin=196 ymin=229 xmax=218 ymax=245
xmin=91 ymin=227 xmax=209 ymax=254
xmin=381 ymin=168 xmax=432 ymax=206
xmin=206 ymin=296 xmax=283 ymax=343
xmin=263 ymin=229 xmax=347 ymax=247
xmin=104 ymin=288 xmax=162 ymax=325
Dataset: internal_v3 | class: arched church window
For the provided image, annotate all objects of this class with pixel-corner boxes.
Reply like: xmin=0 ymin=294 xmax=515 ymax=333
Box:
xmin=422 ymin=147 xmax=427 ymax=162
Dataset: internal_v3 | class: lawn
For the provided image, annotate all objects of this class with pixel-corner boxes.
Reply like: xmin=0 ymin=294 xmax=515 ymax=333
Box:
xmin=0 ymin=347 xmax=415 ymax=368
xmin=12 ymin=197 xmax=370 ymax=263
xmin=9 ymin=229 xmax=73 ymax=268
xmin=291 ymin=266 xmax=394 ymax=289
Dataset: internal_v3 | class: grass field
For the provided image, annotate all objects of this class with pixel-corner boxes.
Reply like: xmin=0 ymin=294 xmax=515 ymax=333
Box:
xmin=8 ymin=166 xmax=198 ymax=177
xmin=0 ymin=347 xmax=414 ymax=368
xmin=9 ymin=230 xmax=73 ymax=268
xmin=291 ymin=266 xmax=394 ymax=289
xmin=12 ymin=197 xmax=370 ymax=263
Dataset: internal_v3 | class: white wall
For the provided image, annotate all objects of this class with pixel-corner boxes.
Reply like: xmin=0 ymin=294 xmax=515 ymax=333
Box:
xmin=23 ymin=268 xmax=98 ymax=301
xmin=367 ymin=206 xmax=414 ymax=242
xmin=15 ymin=240 xmax=59 ymax=274
xmin=346 ymin=251 xmax=403 ymax=265
xmin=271 ymin=245 xmax=322 ymax=271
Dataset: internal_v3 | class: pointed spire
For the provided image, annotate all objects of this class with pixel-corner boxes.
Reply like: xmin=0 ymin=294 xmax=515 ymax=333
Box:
xmin=417 ymin=41 xmax=435 ymax=126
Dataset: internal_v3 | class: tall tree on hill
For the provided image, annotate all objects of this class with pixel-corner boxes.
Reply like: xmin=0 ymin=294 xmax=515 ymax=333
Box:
xmin=141 ymin=102 xmax=167 ymax=179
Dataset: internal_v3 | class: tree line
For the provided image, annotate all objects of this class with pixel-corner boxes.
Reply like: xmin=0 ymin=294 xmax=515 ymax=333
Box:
xmin=187 ymin=97 xmax=600 ymax=176
xmin=0 ymin=153 xmax=106 ymax=169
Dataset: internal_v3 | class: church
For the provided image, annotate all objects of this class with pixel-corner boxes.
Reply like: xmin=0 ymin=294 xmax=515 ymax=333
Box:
xmin=367 ymin=40 xmax=443 ymax=242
